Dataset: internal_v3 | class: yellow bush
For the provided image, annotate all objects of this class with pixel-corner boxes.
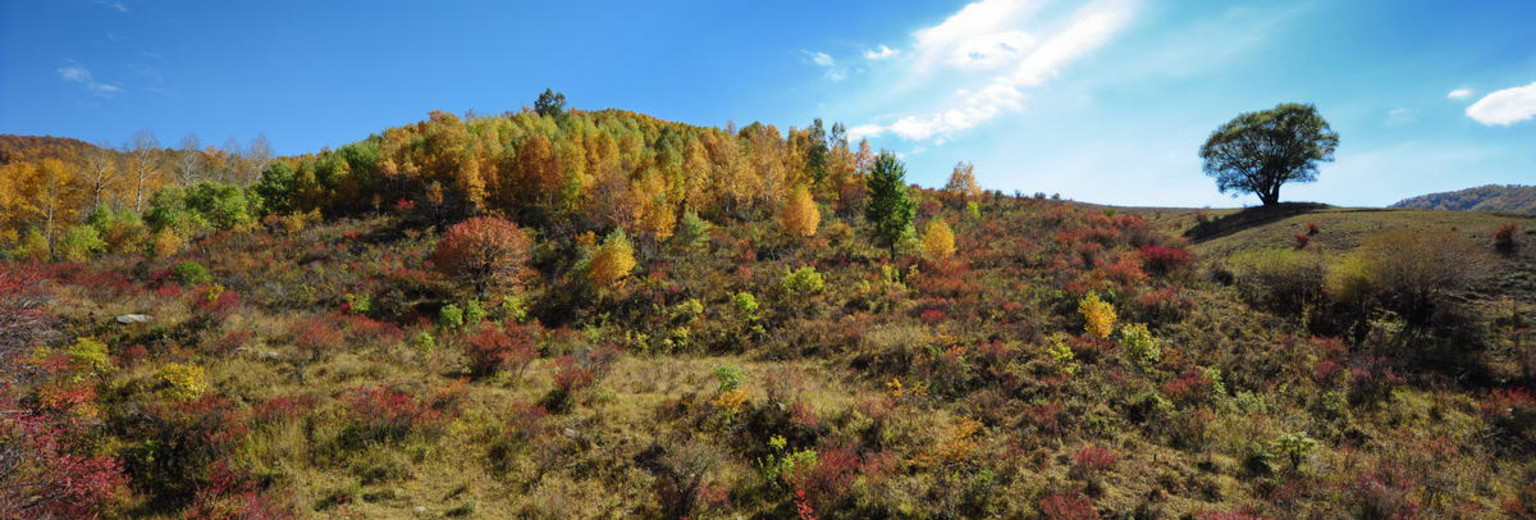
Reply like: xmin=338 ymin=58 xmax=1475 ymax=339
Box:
xmin=587 ymin=229 xmax=637 ymax=291
xmin=919 ymin=219 xmax=957 ymax=260
xmin=158 ymin=362 xmax=208 ymax=402
xmin=152 ymin=228 xmax=185 ymax=259
xmin=1078 ymin=293 xmax=1117 ymax=339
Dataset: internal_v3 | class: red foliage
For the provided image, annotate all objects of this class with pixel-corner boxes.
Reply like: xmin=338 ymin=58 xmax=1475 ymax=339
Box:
xmin=1039 ymin=492 xmax=1097 ymax=520
xmin=1293 ymin=233 xmax=1310 ymax=249
xmin=431 ymin=216 xmax=532 ymax=295
xmin=1162 ymin=370 xmax=1220 ymax=405
xmin=1304 ymin=221 xmax=1321 ymax=236
xmin=0 ymin=263 xmax=55 ymax=362
xmin=1138 ymin=244 xmax=1192 ymax=275
xmin=1104 ymin=257 xmax=1148 ymax=287
xmin=186 ymin=460 xmax=295 ymax=520
xmin=342 ymin=383 xmax=449 ymax=445
xmin=191 ymin=286 xmax=242 ymax=319
xmin=1069 ymin=445 xmax=1118 ymax=480
xmin=463 ymin=322 xmax=539 ymax=378
xmin=0 ymin=411 xmax=128 ymax=519
xmin=1495 ymin=222 xmax=1519 ymax=252
xmin=795 ymin=489 xmax=818 ymax=520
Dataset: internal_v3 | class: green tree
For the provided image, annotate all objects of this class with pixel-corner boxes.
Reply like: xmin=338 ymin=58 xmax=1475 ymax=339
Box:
xmin=864 ymin=152 xmax=916 ymax=251
xmin=535 ymin=88 xmax=567 ymax=118
xmin=1199 ymin=103 xmax=1339 ymax=207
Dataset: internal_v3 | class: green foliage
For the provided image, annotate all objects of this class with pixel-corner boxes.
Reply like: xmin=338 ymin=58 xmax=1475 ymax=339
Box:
xmin=865 ymin=152 xmax=917 ymax=251
xmin=1045 ymin=333 xmax=1078 ymax=376
xmin=344 ymin=293 xmax=373 ymax=316
xmin=1200 ymin=103 xmax=1339 ymax=206
xmin=186 ymin=182 xmax=258 ymax=230
xmin=67 ymin=337 xmax=113 ymax=377
xmin=439 ymin=304 xmax=465 ymax=329
xmin=1272 ymin=433 xmax=1318 ymax=470
xmin=501 ymin=295 xmax=529 ymax=323
xmin=57 ymin=224 xmax=106 ymax=262
xmin=780 ymin=266 xmax=824 ymax=296
xmin=535 ymin=88 xmax=568 ymax=118
xmin=674 ymin=210 xmax=713 ymax=250
xmin=173 ymin=261 xmax=212 ymax=285
xmin=253 ymin=161 xmax=297 ymax=214
xmin=1119 ymin=323 xmax=1160 ymax=366
xmin=734 ymin=292 xmax=760 ymax=321
xmin=11 ymin=228 xmax=50 ymax=260
xmin=757 ymin=435 xmax=818 ymax=489
xmin=1231 ymin=247 xmax=1326 ymax=316
xmin=713 ymin=364 xmax=744 ymax=393
xmin=463 ymin=299 xmax=487 ymax=326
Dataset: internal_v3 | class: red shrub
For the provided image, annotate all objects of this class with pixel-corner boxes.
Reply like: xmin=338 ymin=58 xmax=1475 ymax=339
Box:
xmin=462 ymin=322 xmax=539 ymax=379
xmin=341 ymin=383 xmax=448 ymax=445
xmin=432 ymin=216 xmax=532 ymax=296
xmin=1495 ymin=222 xmax=1519 ymax=253
xmin=1039 ymin=492 xmax=1097 ymax=520
xmin=1162 ymin=370 xmax=1221 ymax=405
xmin=1139 ymin=244 xmax=1192 ymax=275
xmin=1069 ymin=445 xmax=1118 ymax=480
xmin=1293 ymin=233 xmax=1310 ymax=249
xmin=1304 ymin=221 xmax=1321 ymax=236
xmin=1104 ymin=257 xmax=1148 ymax=287
xmin=0 ymin=412 xmax=129 ymax=518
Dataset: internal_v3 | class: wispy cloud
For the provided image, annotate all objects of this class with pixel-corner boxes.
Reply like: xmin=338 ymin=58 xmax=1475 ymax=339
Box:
xmin=1466 ymin=80 xmax=1536 ymax=126
xmin=864 ymin=44 xmax=900 ymax=60
xmin=803 ymin=50 xmax=846 ymax=81
xmin=57 ymin=61 xmax=122 ymax=97
xmin=1446 ymin=88 xmax=1473 ymax=100
xmin=94 ymin=0 xmax=128 ymax=13
xmin=851 ymin=0 xmax=1138 ymax=142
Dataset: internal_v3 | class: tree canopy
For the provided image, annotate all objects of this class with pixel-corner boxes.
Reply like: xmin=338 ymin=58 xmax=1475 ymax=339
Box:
xmin=1199 ymin=103 xmax=1338 ymax=206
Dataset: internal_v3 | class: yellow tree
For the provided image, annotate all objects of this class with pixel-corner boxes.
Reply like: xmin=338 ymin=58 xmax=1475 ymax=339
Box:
xmin=778 ymin=185 xmax=819 ymax=238
xmin=124 ymin=130 xmax=164 ymax=213
xmin=919 ymin=219 xmax=957 ymax=260
xmin=587 ymin=229 xmax=638 ymax=292
xmin=944 ymin=161 xmax=982 ymax=201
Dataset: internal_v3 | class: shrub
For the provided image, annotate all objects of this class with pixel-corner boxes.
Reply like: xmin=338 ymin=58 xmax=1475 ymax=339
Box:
xmin=1304 ymin=221 xmax=1321 ymax=235
xmin=1069 ymin=445 xmax=1118 ymax=488
xmin=438 ymin=304 xmax=464 ymax=329
xmin=1231 ymin=248 xmax=1326 ymax=316
xmin=0 ymin=412 xmax=129 ymax=518
xmin=674 ymin=210 xmax=713 ymax=250
xmin=1494 ymin=222 xmax=1519 ymax=253
xmin=1139 ymin=244 xmax=1192 ymax=275
xmin=66 ymin=337 xmax=114 ymax=377
xmin=781 ymin=266 xmax=825 ymax=296
xmin=340 ymin=384 xmax=448 ymax=447
xmin=1119 ymin=323 xmax=1160 ymax=366
xmin=158 ymin=363 xmax=209 ymax=402
xmin=1292 ymin=233 xmax=1310 ymax=249
xmin=462 ymin=322 xmax=538 ymax=379
xmin=173 ymin=261 xmax=212 ymax=285
xmin=1271 ymin=433 xmax=1317 ymax=470
xmin=1078 ymin=293 xmax=1116 ymax=339
xmin=1104 ymin=257 xmax=1147 ymax=286
xmin=432 ymin=216 xmax=532 ymax=297
xmin=1039 ymin=492 xmax=1096 ymax=520
xmin=1358 ymin=229 xmax=1484 ymax=324
xmin=713 ymin=364 xmax=745 ymax=393
xmin=919 ymin=219 xmax=957 ymax=260
xmin=57 ymin=225 xmax=106 ymax=262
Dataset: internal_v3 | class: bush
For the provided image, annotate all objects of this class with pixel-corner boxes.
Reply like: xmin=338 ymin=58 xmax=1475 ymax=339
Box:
xmin=438 ymin=304 xmax=464 ymax=329
xmin=462 ymin=322 xmax=538 ymax=379
xmin=1231 ymin=248 xmax=1326 ymax=316
xmin=174 ymin=262 xmax=212 ymax=285
xmin=585 ymin=229 xmax=637 ymax=292
xmin=1078 ymin=293 xmax=1116 ymax=339
xmin=1139 ymin=244 xmax=1192 ymax=275
xmin=919 ymin=219 xmax=957 ymax=260
xmin=781 ymin=266 xmax=824 ymax=296
xmin=432 ymin=216 xmax=532 ymax=297
xmin=1119 ymin=323 xmax=1160 ymax=366
xmin=158 ymin=363 xmax=209 ymax=403
xmin=1494 ymin=222 xmax=1519 ymax=253
xmin=1358 ymin=229 xmax=1484 ymax=324
xmin=57 ymin=225 xmax=107 ymax=262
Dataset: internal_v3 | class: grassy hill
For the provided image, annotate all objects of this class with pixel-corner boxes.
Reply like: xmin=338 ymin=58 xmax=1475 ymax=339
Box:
xmin=4 ymin=108 xmax=1536 ymax=519
xmin=1390 ymin=184 xmax=1536 ymax=213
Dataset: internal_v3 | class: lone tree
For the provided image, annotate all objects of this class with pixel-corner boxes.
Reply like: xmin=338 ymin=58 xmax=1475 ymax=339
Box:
xmin=535 ymin=88 xmax=567 ymax=118
xmin=1199 ymin=103 xmax=1338 ymax=207
xmin=432 ymin=216 xmax=532 ymax=298
xmin=865 ymin=152 xmax=916 ymax=252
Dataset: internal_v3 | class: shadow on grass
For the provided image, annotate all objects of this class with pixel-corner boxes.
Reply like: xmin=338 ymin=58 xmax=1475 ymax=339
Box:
xmin=1183 ymin=202 xmax=1334 ymax=243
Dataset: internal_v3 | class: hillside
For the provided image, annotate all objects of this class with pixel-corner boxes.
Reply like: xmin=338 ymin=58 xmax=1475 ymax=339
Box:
xmin=3 ymin=105 xmax=1536 ymax=519
xmin=1390 ymin=184 xmax=1536 ymax=213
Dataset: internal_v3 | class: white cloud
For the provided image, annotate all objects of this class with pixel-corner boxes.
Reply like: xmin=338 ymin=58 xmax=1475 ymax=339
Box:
xmin=57 ymin=61 xmax=122 ymax=97
xmin=1466 ymin=80 xmax=1536 ymax=126
xmin=864 ymin=44 xmax=900 ymax=60
xmin=1447 ymin=88 xmax=1473 ymax=100
xmin=94 ymin=0 xmax=128 ymax=13
xmin=803 ymin=50 xmax=846 ymax=81
xmin=851 ymin=0 xmax=1137 ymax=142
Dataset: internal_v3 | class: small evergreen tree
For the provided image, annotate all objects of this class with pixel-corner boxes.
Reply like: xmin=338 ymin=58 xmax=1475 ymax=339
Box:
xmin=865 ymin=152 xmax=916 ymax=253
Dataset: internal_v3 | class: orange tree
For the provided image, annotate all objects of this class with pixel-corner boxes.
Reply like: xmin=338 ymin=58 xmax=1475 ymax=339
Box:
xmin=431 ymin=216 xmax=532 ymax=297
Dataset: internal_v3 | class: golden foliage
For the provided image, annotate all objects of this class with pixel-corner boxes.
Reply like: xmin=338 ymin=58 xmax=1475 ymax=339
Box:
xmin=1078 ymin=292 xmax=1117 ymax=339
xmin=158 ymin=362 xmax=207 ymax=402
xmin=944 ymin=161 xmax=982 ymax=200
xmin=919 ymin=219 xmax=957 ymax=260
xmin=588 ymin=229 xmax=637 ymax=291
xmin=778 ymin=185 xmax=820 ymax=237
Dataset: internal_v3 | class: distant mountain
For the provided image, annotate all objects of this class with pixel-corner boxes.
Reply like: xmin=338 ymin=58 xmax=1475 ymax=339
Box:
xmin=0 ymin=134 xmax=96 ymax=165
xmin=1389 ymin=184 xmax=1536 ymax=213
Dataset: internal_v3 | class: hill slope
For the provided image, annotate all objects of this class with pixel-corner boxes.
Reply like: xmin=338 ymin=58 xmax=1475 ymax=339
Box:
xmin=3 ymin=106 xmax=1536 ymax=519
xmin=1390 ymin=184 xmax=1536 ymax=213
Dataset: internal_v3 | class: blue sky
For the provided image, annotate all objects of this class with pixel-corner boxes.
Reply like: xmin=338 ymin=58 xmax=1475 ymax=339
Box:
xmin=2 ymin=0 xmax=1533 ymax=207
